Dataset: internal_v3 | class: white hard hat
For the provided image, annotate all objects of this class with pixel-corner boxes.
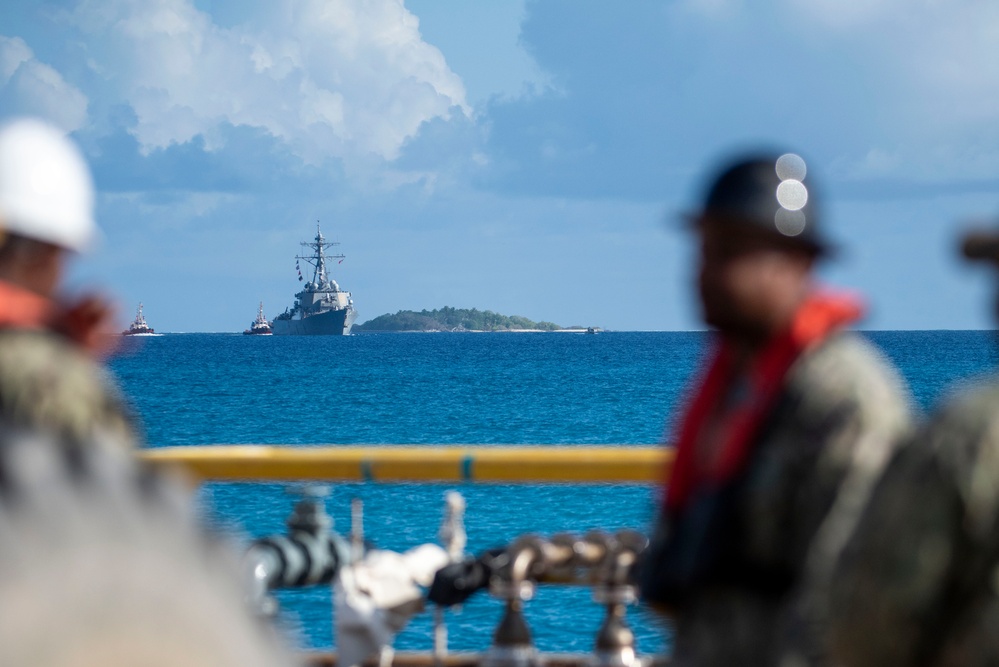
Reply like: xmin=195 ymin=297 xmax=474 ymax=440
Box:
xmin=0 ymin=118 xmax=96 ymax=252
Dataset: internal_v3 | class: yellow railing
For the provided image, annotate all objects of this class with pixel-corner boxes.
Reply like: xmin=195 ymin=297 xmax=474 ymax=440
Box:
xmin=141 ymin=445 xmax=673 ymax=666
xmin=140 ymin=445 xmax=673 ymax=483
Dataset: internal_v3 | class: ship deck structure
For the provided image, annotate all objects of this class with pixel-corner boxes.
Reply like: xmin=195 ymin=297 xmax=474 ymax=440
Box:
xmin=243 ymin=302 xmax=273 ymax=335
xmin=273 ymin=223 xmax=356 ymax=336
xmin=122 ymin=303 xmax=157 ymax=336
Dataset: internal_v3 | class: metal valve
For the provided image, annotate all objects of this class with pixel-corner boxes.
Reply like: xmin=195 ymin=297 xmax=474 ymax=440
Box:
xmin=589 ymin=530 xmax=647 ymax=667
xmin=243 ymin=485 xmax=350 ymax=617
xmin=482 ymin=535 xmax=546 ymax=667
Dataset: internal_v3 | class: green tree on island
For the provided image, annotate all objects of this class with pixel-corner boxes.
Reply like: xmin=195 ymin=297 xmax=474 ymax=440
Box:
xmin=353 ymin=307 xmax=564 ymax=332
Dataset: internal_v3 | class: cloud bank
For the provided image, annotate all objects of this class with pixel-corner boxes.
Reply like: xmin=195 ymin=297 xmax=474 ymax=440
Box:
xmin=480 ymin=0 xmax=999 ymax=200
xmin=70 ymin=0 xmax=469 ymax=164
xmin=0 ymin=36 xmax=88 ymax=132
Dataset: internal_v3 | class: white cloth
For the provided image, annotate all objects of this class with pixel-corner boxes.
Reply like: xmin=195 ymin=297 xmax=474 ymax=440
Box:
xmin=334 ymin=544 xmax=449 ymax=667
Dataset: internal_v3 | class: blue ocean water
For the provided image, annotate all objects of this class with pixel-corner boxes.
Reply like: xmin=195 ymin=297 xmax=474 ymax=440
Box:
xmin=109 ymin=330 xmax=998 ymax=655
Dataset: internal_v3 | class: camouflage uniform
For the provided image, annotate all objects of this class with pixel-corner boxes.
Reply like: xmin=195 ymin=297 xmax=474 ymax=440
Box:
xmin=0 ymin=427 xmax=293 ymax=666
xmin=645 ymin=332 xmax=911 ymax=666
xmin=828 ymin=378 xmax=999 ymax=667
xmin=0 ymin=329 xmax=138 ymax=449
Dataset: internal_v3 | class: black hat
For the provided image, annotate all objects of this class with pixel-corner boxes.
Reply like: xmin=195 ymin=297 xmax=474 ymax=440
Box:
xmin=690 ymin=153 xmax=832 ymax=256
xmin=961 ymin=227 xmax=999 ymax=263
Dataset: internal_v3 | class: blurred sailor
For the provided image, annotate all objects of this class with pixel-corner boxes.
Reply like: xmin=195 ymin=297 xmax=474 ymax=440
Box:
xmin=0 ymin=423 xmax=295 ymax=666
xmin=640 ymin=153 xmax=911 ymax=666
xmin=0 ymin=118 xmax=136 ymax=448
xmin=827 ymin=225 xmax=999 ymax=667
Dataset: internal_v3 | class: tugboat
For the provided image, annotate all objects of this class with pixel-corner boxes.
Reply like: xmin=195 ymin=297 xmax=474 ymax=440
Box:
xmin=243 ymin=302 xmax=273 ymax=335
xmin=272 ymin=223 xmax=357 ymax=336
xmin=122 ymin=303 xmax=156 ymax=336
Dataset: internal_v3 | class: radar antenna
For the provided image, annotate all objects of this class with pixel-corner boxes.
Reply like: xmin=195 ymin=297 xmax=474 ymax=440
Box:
xmin=294 ymin=221 xmax=345 ymax=287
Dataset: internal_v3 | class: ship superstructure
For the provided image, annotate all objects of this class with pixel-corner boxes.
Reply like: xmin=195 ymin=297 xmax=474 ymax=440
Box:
xmin=272 ymin=224 xmax=357 ymax=336
xmin=243 ymin=302 xmax=273 ymax=335
xmin=122 ymin=303 xmax=155 ymax=336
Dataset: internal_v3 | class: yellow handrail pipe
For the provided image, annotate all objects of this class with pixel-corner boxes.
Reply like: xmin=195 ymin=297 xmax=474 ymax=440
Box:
xmin=140 ymin=445 xmax=673 ymax=484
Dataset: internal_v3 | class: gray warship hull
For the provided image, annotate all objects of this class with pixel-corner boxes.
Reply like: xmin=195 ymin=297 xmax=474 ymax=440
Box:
xmin=271 ymin=307 xmax=357 ymax=336
xmin=274 ymin=224 xmax=357 ymax=335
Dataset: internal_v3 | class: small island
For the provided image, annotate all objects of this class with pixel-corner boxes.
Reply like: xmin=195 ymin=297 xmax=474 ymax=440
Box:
xmin=353 ymin=307 xmax=598 ymax=333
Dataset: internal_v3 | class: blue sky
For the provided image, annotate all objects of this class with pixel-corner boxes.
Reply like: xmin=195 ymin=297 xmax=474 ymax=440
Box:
xmin=2 ymin=0 xmax=999 ymax=331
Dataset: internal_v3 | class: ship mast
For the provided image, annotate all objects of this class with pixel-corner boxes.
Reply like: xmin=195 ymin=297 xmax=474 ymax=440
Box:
xmin=295 ymin=222 xmax=345 ymax=288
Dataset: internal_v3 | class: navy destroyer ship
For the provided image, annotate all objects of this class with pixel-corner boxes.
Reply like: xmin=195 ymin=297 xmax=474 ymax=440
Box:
xmin=272 ymin=224 xmax=357 ymax=336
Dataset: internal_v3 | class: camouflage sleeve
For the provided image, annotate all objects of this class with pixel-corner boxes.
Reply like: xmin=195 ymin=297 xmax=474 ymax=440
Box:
xmin=0 ymin=428 xmax=294 ymax=666
xmin=769 ymin=335 xmax=913 ymax=664
xmin=826 ymin=437 xmax=962 ymax=667
xmin=747 ymin=334 xmax=912 ymax=576
xmin=824 ymin=381 xmax=999 ymax=667
xmin=793 ymin=336 xmax=913 ymax=569
xmin=0 ymin=331 xmax=140 ymax=449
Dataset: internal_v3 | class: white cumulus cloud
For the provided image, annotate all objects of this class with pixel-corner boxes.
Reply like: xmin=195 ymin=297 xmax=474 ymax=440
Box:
xmin=0 ymin=35 xmax=89 ymax=132
xmin=781 ymin=0 xmax=999 ymax=182
xmin=789 ymin=0 xmax=999 ymax=119
xmin=71 ymin=0 xmax=470 ymax=164
xmin=784 ymin=0 xmax=911 ymax=28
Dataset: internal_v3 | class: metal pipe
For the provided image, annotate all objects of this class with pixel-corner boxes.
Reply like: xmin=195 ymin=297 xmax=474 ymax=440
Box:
xmin=140 ymin=446 xmax=671 ymax=483
xmin=242 ymin=487 xmax=349 ymax=617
